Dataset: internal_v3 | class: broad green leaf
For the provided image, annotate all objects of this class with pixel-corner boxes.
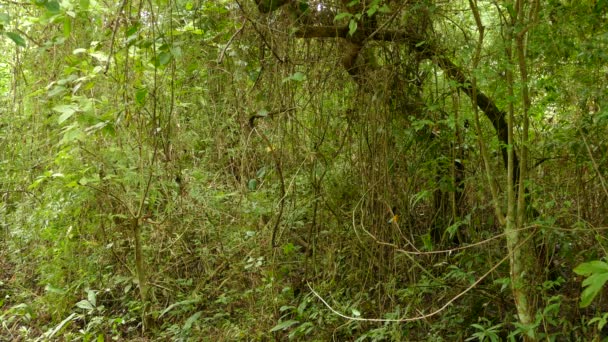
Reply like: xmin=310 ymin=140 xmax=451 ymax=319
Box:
xmin=53 ymin=104 xmax=77 ymax=123
xmin=158 ymin=51 xmax=172 ymax=65
xmin=378 ymin=4 xmax=391 ymax=13
xmin=348 ymin=19 xmax=358 ymax=36
xmin=290 ymin=71 xmax=305 ymax=82
xmin=170 ymin=46 xmax=182 ymax=58
xmin=580 ymin=273 xmax=608 ymax=307
xmin=575 ymin=261 xmax=608 ymax=308
xmin=367 ymin=0 xmax=380 ymax=17
xmin=63 ymin=17 xmax=71 ymax=38
xmin=126 ymin=24 xmax=140 ymax=36
xmin=282 ymin=72 xmax=306 ymax=83
xmin=76 ymin=299 xmax=94 ymax=310
xmin=5 ymin=32 xmax=26 ymax=47
xmin=45 ymin=0 xmax=61 ymax=13
xmin=334 ymin=12 xmax=352 ymax=21
xmin=48 ymin=86 xmax=67 ymax=97
xmin=367 ymin=5 xmax=378 ymax=17
xmin=270 ymin=320 xmax=299 ymax=332
xmin=45 ymin=284 xmax=66 ymax=294
xmin=247 ymin=179 xmax=257 ymax=191
xmin=87 ymin=289 xmax=96 ymax=307
xmin=574 ymin=260 xmax=608 ymax=276
xmin=135 ymin=88 xmax=147 ymax=105
xmin=59 ymin=125 xmax=84 ymax=144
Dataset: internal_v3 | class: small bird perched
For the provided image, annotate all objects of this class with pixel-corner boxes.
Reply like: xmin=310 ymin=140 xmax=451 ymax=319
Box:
xmin=387 ymin=206 xmax=399 ymax=225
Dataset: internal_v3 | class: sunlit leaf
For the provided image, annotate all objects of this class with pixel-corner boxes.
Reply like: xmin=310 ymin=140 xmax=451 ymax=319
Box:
xmin=63 ymin=17 xmax=72 ymax=38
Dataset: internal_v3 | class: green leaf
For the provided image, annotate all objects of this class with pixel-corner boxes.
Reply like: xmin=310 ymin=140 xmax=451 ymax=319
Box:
xmin=87 ymin=289 xmax=96 ymax=307
xmin=0 ymin=13 xmax=10 ymax=25
xmin=282 ymin=71 xmax=306 ymax=83
xmin=270 ymin=320 xmax=299 ymax=332
xmin=76 ymin=299 xmax=94 ymax=311
xmin=170 ymin=46 xmax=182 ymax=58
xmin=378 ymin=4 xmax=391 ymax=13
xmin=183 ymin=311 xmax=202 ymax=330
xmin=5 ymin=32 xmax=26 ymax=47
xmin=580 ymin=273 xmax=608 ymax=308
xmin=334 ymin=12 xmax=352 ymax=21
xmin=44 ymin=284 xmax=66 ymax=294
xmin=63 ymin=17 xmax=71 ymax=38
xmin=158 ymin=51 xmax=172 ymax=66
xmin=348 ymin=19 xmax=358 ymax=36
xmin=367 ymin=5 xmax=378 ymax=17
xmin=574 ymin=261 xmax=608 ymax=308
xmin=53 ymin=104 xmax=77 ymax=124
xmin=45 ymin=0 xmax=61 ymax=13
xmin=574 ymin=261 xmax=608 ymax=276
xmin=366 ymin=0 xmax=380 ymax=17
xmin=291 ymin=72 xmax=305 ymax=82
xmin=135 ymin=88 xmax=147 ymax=105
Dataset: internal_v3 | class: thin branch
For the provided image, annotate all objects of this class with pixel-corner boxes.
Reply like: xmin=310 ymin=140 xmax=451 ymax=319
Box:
xmin=307 ymin=229 xmax=536 ymax=323
xmin=217 ymin=19 xmax=246 ymax=64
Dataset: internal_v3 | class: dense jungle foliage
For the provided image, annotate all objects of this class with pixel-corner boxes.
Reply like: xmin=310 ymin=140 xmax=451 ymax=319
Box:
xmin=1 ymin=0 xmax=608 ymax=340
